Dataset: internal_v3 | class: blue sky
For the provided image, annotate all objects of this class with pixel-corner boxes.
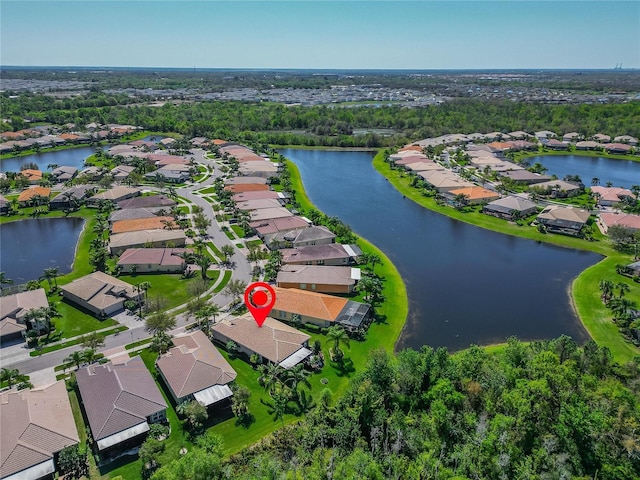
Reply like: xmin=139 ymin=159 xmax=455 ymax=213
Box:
xmin=1 ymin=1 xmax=638 ymax=69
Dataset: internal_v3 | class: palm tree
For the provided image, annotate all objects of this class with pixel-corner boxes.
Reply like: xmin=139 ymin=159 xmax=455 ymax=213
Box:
xmin=220 ymin=245 xmax=235 ymax=265
xmin=25 ymin=280 xmax=41 ymax=291
xmin=284 ymin=364 xmax=311 ymax=401
xmin=196 ymin=254 xmax=213 ymax=279
xmin=259 ymin=363 xmax=285 ymax=395
xmin=64 ymin=351 xmax=85 ymax=370
xmin=41 ymin=267 xmax=60 ymax=291
xmin=616 ymin=281 xmax=631 ymax=299
xmin=0 ymin=272 xmax=14 ymax=289
xmin=196 ymin=304 xmax=220 ymax=333
xmin=224 ymin=279 xmax=247 ymax=305
xmin=326 ymin=326 xmax=350 ymax=362
xmin=598 ymin=279 xmax=614 ymax=303
xmin=1 ymin=367 xmax=21 ymax=387
xmin=82 ymin=348 xmax=99 ymax=365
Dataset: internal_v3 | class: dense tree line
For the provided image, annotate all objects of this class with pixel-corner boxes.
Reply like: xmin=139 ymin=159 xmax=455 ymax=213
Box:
xmin=3 ymin=96 xmax=639 ymax=147
xmin=150 ymin=337 xmax=640 ymax=479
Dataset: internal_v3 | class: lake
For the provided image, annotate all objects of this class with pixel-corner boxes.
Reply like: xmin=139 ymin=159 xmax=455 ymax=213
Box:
xmin=282 ymin=148 xmax=601 ymax=352
xmin=0 ymin=217 xmax=85 ymax=284
xmin=530 ymin=155 xmax=640 ymax=189
xmin=0 ymin=146 xmax=103 ymax=172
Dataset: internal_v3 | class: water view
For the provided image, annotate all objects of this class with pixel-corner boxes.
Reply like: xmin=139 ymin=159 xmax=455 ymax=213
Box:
xmin=282 ymin=148 xmax=601 ymax=351
xmin=0 ymin=146 xmax=103 ymax=172
xmin=0 ymin=217 xmax=85 ymax=284
xmin=530 ymin=155 xmax=640 ymax=189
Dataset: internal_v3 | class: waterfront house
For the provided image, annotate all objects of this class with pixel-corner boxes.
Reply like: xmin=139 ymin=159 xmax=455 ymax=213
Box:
xmin=264 ymin=225 xmax=336 ymax=250
xmin=252 ymin=216 xmax=311 ymax=238
xmin=531 ymin=180 xmax=583 ymax=198
xmin=271 ymin=287 xmax=371 ymax=333
xmin=418 ymin=170 xmax=475 ymax=192
xmin=19 ymin=169 xmax=43 ymax=184
xmin=0 ymin=288 xmax=49 ymax=344
xmin=442 ymin=186 xmax=500 ymax=205
xmin=599 ymin=212 xmax=640 ymax=233
xmin=117 ymin=248 xmax=187 ymax=273
xmin=536 ymin=205 xmax=590 ymax=236
xmin=0 ymin=381 xmax=79 ymax=480
xmin=60 ymin=272 xmax=142 ymax=317
xmin=156 ymin=330 xmax=237 ymax=407
xmin=224 ymin=183 xmax=270 ymax=193
xmin=602 ymin=143 xmax=633 ymax=154
xmin=225 ymin=176 xmax=268 ymax=185
xmin=88 ymin=186 xmax=140 ymax=205
xmin=232 ymin=190 xmax=287 ymax=203
xmin=50 ymin=166 xmax=78 ymax=182
xmin=405 ymin=161 xmax=445 ymax=173
xmin=627 ymin=261 xmax=640 ymax=276
xmin=276 ymin=265 xmax=360 ymax=294
xmin=483 ymin=195 xmax=539 ymax=220
xmin=281 ymin=243 xmax=362 ymax=266
xmin=111 ymin=216 xmax=176 ymax=234
xmin=49 ymin=185 xmax=97 ymax=210
xmin=17 ymin=186 xmax=51 ymax=205
xmin=76 ymin=356 xmax=167 ymax=454
xmin=590 ymin=186 xmax=636 ymax=206
xmin=500 ymin=170 xmax=551 ymax=185
xmin=546 ymin=139 xmax=569 ymax=150
xmin=535 ymin=130 xmax=557 ymax=140
xmin=109 ymin=229 xmax=187 ymax=255
xmin=613 ymin=135 xmax=638 ymax=146
xmin=592 ymin=133 xmax=611 ymax=143
xmin=108 ymin=207 xmax=165 ymax=224
xmin=562 ymin=132 xmax=582 ymax=143
xmin=110 ymin=165 xmax=136 ymax=182
xmin=235 ymin=198 xmax=285 ymax=212
xmin=212 ymin=314 xmax=311 ymax=368
xmin=575 ymin=140 xmax=601 ymax=151
xmin=248 ymin=207 xmax=293 ymax=222
xmin=117 ymin=194 xmax=176 ymax=210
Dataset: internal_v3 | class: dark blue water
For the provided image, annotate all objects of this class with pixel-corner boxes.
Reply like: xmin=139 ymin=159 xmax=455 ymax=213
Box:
xmin=282 ymin=149 xmax=601 ymax=351
xmin=0 ymin=218 xmax=85 ymax=284
xmin=0 ymin=146 xmax=104 ymax=172
xmin=530 ymin=155 xmax=640 ymax=189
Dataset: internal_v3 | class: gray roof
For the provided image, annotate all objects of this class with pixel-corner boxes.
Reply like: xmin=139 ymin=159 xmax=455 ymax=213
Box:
xmin=225 ymin=176 xmax=268 ymax=185
xmin=484 ymin=195 xmax=538 ymax=214
xmin=76 ymin=356 xmax=166 ymax=442
xmin=60 ymin=272 xmax=139 ymax=311
xmin=109 ymin=229 xmax=186 ymax=251
xmin=0 ymin=381 xmax=79 ymax=479
xmin=281 ymin=244 xmax=362 ymax=264
xmin=117 ymin=194 xmax=176 ymax=210
xmin=156 ymin=330 xmax=236 ymax=400
xmin=109 ymin=207 xmax=165 ymax=223
xmin=50 ymin=185 xmax=96 ymax=204
xmin=1 ymin=289 xmax=48 ymax=336
xmin=501 ymin=170 xmax=551 ymax=183
xmin=277 ymin=265 xmax=359 ymax=286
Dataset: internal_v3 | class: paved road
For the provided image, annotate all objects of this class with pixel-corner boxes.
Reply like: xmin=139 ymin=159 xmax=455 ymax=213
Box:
xmin=2 ymin=149 xmax=253 ymax=380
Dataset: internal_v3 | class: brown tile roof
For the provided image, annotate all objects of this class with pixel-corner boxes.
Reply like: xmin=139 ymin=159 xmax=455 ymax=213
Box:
xmin=212 ymin=314 xmax=309 ymax=363
xmin=76 ymin=356 xmax=166 ymax=442
xmin=1 ymin=289 xmax=49 ymax=336
xmin=273 ymin=287 xmax=348 ymax=322
xmin=60 ymin=272 xmax=140 ymax=312
xmin=90 ymin=186 xmax=140 ymax=202
xmin=399 ymin=145 xmax=423 ymax=152
xmin=117 ymin=248 xmax=187 ymax=267
xmin=600 ymin=212 xmax=640 ymax=231
xmin=58 ymin=133 xmax=79 ymax=141
xmin=17 ymin=186 xmax=51 ymax=202
xmin=591 ymin=186 xmax=636 ymax=203
xmin=111 ymin=216 xmax=175 ymax=234
xmin=224 ymin=184 xmax=270 ymax=193
xmin=254 ymin=216 xmax=310 ymax=236
xmin=277 ymin=265 xmax=358 ymax=287
xmin=156 ymin=330 xmax=236 ymax=399
xmin=232 ymin=190 xmax=281 ymax=202
xmin=19 ymin=169 xmax=43 ymax=181
xmin=281 ymin=244 xmax=361 ymax=264
xmin=447 ymin=186 xmax=500 ymax=201
xmin=0 ymin=381 xmax=79 ymax=479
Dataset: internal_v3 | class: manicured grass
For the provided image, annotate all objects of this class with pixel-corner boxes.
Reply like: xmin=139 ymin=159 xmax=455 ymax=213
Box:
xmin=245 ymin=239 xmax=263 ymax=248
xmin=223 ymin=229 xmax=235 ymax=240
xmin=198 ymin=186 xmax=216 ymax=195
xmin=68 ymin=389 xmax=101 ymax=479
xmin=572 ymin=255 xmax=640 ymax=362
xmin=213 ymin=270 xmax=232 ymax=293
xmin=230 ymin=225 xmax=245 ymax=238
xmin=118 ymin=273 xmax=201 ymax=310
xmin=51 ymin=297 xmax=119 ymax=339
xmin=125 ymin=339 xmax=152 ymax=350
xmin=207 ymin=241 xmax=223 ymax=258
xmin=30 ymin=326 xmax=125 ymax=356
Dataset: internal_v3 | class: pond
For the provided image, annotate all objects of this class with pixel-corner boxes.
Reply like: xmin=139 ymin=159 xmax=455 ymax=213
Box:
xmin=0 ymin=146 xmax=106 ymax=173
xmin=281 ymin=148 xmax=601 ymax=352
xmin=0 ymin=217 xmax=86 ymax=284
xmin=529 ymin=155 xmax=640 ymax=189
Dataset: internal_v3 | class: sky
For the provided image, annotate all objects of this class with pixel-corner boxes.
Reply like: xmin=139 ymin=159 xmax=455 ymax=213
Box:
xmin=1 ymin=1 xmax=639 ymax=70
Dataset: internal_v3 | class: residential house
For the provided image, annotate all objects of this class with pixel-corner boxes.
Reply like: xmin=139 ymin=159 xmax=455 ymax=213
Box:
xmin=0 ymin=381 xmax=79 ymax=480
xmin=531 ymin=180 xmax=583 ymax=198
xmin=603 ymin=143 xmax=632 ymax=154
xmin=405 ymin=161 xmax=445 ymax=173
xmin=575 ymin=141 xmax=601 ymax=151
xmin=281 ymin=244 xmax=362 ymax=266
xmin=232 ymin=190 xmax=287 ymax=203
xmin=212 ymin=314 xmax=311 ymax=369
xmin=535 ymin=130 xmax=557 ymax=140
xmin=108 ymin=207 xmax=165 ymax=224
xmin=117 ymin=194 xmax=176 ymax=210
xmin=110 ymin=165 xmax=136 ymax=182
xmin=252 ymin=216 xmax=311 ymax=238
xmin=442 ymin=186 xmax=500 ymax=205
xmin=225 ymin=176 xmax=268 ymax=185
xmin=17 ymin=186 xmax=51 ymax=206
xmin=599 ymin=212 xmax=640 ymax=233
xmin=156 ymin=330 xmax=237 ymax=407
xmin=50 ymin=166 xmax=78 ymax=183
xmin=277 ymin=265 xmax=361 ymax=294
xmin=88 ymin=186 xmax=140 ymax=205
xmin=76 ymin=356 xmax=167 ymax=453
xmin=592 ymin=134 xmax=611 ymax=143
xmin=546 ymin=139 xmax=569 ymax=150
xmin=418 ymin=170 xmax=475 ymax=193
xmin=483 ymin=195 xmax=539 ymax=220
xmin=626 ymin=261 xmax=640 ymax=276
xmin=591 ymin=186 xmax=636 ymax=206
xmin=238 ymin=161 xmax=278 ymax=178
xmin=271 ymin=287 xmax=371 ymax=333
xmin=19 ymin=169 xmax=43 ymax=185
xmin=117 ymin=248 xmax=187 ymax=273
xmin=109 ymin=229 xmax=187 ymax=255
xmin=0 ymin=195 xmax=8 ymax=215
xmin=248 ymin=207 xmax=293 ymax=223
xmin=0 ymin=289 xmax=48 ymax=344
xmin=536 ymin=205 xmax=591 ymax=236
xmin=60 ymin=272 xmax=142 ymax=317
xmin=235 ymin=198 xmax=284 ymax=212
xmin=562 ymin=132 xmax=582 ymax=143
xmin=508 ymin=131 xmax=531 ymax=140
xmin=613 ymin=135 xmax=638 ymax=146
xmin=224 ymin=183 xmax=270 ymax=193
xmin=111 ymin=216 xmax=176 ymax=234
xmin=145 ymin=168 xmax=190 ymax=184
xmin=49 ymin=185 xmax=96 ymax=210
xmin=500 ymin=170 xmax=551 ymax=185
xmin=264 ymin=225 xmax=336 ymax=250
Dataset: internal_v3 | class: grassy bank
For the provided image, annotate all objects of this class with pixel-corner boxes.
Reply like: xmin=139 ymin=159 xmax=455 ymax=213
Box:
xmin=373 ymin=150 xmax=639 ymax=362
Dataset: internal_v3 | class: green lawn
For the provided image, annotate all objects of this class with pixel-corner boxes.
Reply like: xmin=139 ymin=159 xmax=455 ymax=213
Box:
xmin=230 ymin=225 xmax=245 ymax=238
xmin=197 ymin=187 xmax=216 ymax=195
xmin=213 ymin=270 xmax=232 ymax=293
xmin=118 ymin=273 xmax=206 ymax=310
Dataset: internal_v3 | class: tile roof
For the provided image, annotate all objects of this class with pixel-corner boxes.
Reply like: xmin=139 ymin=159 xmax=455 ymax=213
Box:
xmin=225 ymin=176 xmax=268 ymax=185
xmin=109 ymin=229 xmax=187 ymax=250
xmin=600 ymin=212 xmax=640 ymax=231
xmin=485 ymin=195 xmax=537 ymax=213
xmin=17 ymin=186 xmax=51 ymax=202
xmin=117 ymin=194 xmax=176 ymax=209
xmin=224 ymin=184 xmax=270 ymax=193
xmin=117 ymin=248 xmax=186 ymax=267
xmin=1 ymin=288 xmax=49 ymax=324
xmin=212 ymin=314 xmax=310 ymax=363
xmin=281 ymin=243 xmax=361 ymax=264
xmin=273 ymin=287 xmax=348 ymax=322
xmin=446 ymin=186 xmax=500 ymax=201
xmin=253 ymin=216 xmax=311 ymax=236
xmin=591 ymin=186 xmax=636 ymax=203
xmin=232 ymin=190 xmax=282 ymax=202
xmin=76 ymin=356 xmax=166 ymax=441
xmin=111 ymin=216 xmax=175 ymax=234
xmin=277 ymin=265 xmax=359 ymax=287
xmin=0 ymin=381 xmax=79 ymax=479
xmin=60 ymin=272 xmax=139 ymax=312
xmin=109 ymin=207 xmax=165 ymax=223
xmin=90 ymin=186 xmax=141 ymax=202
xmin=538 ymin=205 xmax=590 ymax=224
xmin=156 ymin=330 xmax=236 ymax=399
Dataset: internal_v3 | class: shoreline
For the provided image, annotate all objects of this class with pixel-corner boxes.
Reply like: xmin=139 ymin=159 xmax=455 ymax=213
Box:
xmin=372 ymin=150 xmax=639 ymax=362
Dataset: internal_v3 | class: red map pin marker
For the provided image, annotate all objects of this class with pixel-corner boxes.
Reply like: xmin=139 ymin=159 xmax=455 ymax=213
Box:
xmin=244 ymin=282 xmax=276 ymax=327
